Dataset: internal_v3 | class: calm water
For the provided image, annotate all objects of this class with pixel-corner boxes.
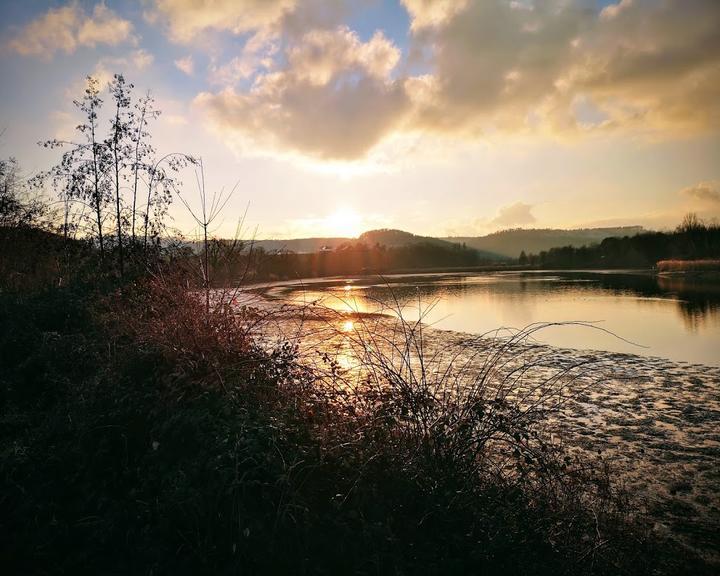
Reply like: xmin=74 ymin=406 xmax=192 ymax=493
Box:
xmin=269 ymin=271 xmax=720 ymax=366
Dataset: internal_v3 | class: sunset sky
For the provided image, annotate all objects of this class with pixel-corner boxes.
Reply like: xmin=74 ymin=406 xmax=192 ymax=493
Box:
xmin=1 ymin=0 xmax=719 ymax=239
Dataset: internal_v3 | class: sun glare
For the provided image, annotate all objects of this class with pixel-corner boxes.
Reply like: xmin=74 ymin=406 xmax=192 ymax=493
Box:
xmin=324 ymin=208 xmax=363 ymax=238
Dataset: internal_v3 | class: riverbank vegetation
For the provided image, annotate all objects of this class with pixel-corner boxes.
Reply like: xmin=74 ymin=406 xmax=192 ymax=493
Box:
xmin=657 ymin=259 xmax=720 ymax=273
xmin=1 ymin=74 xmax=716 ymax=575
xmin=253 ymin=239 xmax=488 ymax=279
xmin=521 ymin=215 xmax=720 ymax=269
xmin=3 ymin=235 xmax=714 ymax=575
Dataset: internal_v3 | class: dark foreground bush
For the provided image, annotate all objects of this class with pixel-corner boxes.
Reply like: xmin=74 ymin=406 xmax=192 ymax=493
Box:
xmin=0 ymin=277 xmax=714 ymax=575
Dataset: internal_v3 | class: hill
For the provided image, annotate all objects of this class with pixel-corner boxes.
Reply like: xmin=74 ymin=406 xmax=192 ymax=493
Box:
xmin=249 ymin=230 xmax=460 ymax=254
xmin=443 ymin=226 xmax=645 ymax=258
xmin=250 ymin=226 xmax=645 ymax=260
xmin=357 ymin=229 xmax=505 ymax=260
xmin=358 ymin=228 xmax=453 ymax=248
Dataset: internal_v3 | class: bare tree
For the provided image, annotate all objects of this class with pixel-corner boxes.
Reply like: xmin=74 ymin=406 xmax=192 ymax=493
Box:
xmin=108 ymin=74 xmax=133 ymax=276
xmin=39 ymin=76 xmax=111 ymax=256
xmin=130 ymin=90 xmax=160 ymax=242
xmin=36 ymin=73 xmax=194 ymax=273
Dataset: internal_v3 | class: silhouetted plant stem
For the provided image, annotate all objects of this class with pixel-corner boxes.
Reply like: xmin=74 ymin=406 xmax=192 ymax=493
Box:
xmin=131 ymin=100 xmax=146 ymax=241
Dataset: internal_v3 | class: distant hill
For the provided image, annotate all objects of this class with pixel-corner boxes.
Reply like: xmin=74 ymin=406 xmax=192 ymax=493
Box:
xmin=254 ymin=229 xmax=507 ymax=261
xmin=249 ymin=226 xmax=645 ymax=260
xmin=250 ymin=230 xmax=452 ymax=253
xmin=358 ymin=228 xmax=442 ymax=247
xmin=443 ymin=227 xmax=645 ymax=259
xmin=357 ymin=229 xmax=508 ymax=261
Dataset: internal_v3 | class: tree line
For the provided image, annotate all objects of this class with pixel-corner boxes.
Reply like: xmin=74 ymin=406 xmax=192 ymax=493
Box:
xmin=519 ymin=214 xmax=720 ymax=269
xmin=246 ymin=240 xmax=487 ymax=281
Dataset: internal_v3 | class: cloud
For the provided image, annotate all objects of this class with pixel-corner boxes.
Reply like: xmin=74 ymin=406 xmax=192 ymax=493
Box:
xmin=407 ymin=0 xmax=720 ymax=137
xmin=491 ymin=202 xmax=536 ymax=227
xmin=127 ymin=49 xmax=154 ymax=70
xmin=174 ymin=55 xmax=194 ymax=75
xmin=208 ymin=30 xmax=278 ymax=85
xmin=404 ymin=0 xmax=593 ymax=134
xmin=146 ymin=0 xmax=295 ymax=42
xmin=8 ymin=2 xmax=136 ymax=58
xmin=560 ymin=0 xmax=720 ymax=134
xmin=196 ymin=27 xmax=408 ymax=160
xmin=286 ymin=27 xmax=400 ymax=84
xmin=97 ymin=49 xmax=155 ymax=78
xmin=63 ymin=49 xmax=154 ymax=100
xmin=599 ymin=0 xmax=634 ymax=21
xmin=76 ymin=3 xmax=135 ymax=48
xmin=192 ymin=0 xmax=720 ymax=161
xmin=682 ymin=181 xmax=720 ymax=205
xmin=401 ymin=0 xmax=469 ymax=30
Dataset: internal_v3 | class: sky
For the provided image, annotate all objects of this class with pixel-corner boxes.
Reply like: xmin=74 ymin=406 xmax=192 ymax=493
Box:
xmin=1 ymin=0 xmax=719 ymax=240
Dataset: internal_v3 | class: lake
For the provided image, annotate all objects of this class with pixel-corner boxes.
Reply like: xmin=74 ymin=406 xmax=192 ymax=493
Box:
xmin=266 ymin=270 xmax=720 ymax=366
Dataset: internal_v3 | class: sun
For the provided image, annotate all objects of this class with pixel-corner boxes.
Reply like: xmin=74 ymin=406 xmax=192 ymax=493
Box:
xmin=324 ymin=207 xmax=363 ymax=238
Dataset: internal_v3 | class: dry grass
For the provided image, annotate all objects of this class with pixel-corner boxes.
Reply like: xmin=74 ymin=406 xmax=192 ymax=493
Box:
xmin=657 ymin=259 xmax=720 ymax=272
xmin=252 ymin=288 xmax=638 ymax=558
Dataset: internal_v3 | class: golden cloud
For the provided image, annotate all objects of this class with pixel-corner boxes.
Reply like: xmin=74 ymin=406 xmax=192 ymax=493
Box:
xmin=491 ymin=202 xmax=536 ymax=227
xmin=195 ymin=0 xmax=720 ymax=160
xmin=196 ymin=27 xmax=408 ymax=160
xmin=208 ymin=30 xmax=278 ymax=85
xmin=401 ymin=0 xmax=469 ymax=30
xmin=146 ymin=0 xmax=295 ymax=43
xmin=682 ymin=182 xmax=720 ymax=205
xmin=8 ymin=2 xmax=136 ymax=58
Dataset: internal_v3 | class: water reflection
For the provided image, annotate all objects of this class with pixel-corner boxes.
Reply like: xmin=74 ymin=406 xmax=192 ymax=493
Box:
xmin=656 ymin=275 xmax=720 ymax=330
xmin=274 ymin=271 xmax=720 ymax=366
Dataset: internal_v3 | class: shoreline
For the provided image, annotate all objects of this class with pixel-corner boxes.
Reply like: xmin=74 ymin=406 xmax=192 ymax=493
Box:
xmin=240 ymin=267 xmax=660 ymax=291
xmin=249 ymin=295 xmax=720 ymax=560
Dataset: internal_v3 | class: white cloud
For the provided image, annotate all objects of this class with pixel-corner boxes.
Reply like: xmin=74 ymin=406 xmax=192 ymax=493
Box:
xmin=401 ymin=0 xmax=469 ymax=30
xmin=286 ymin=28 xmax=400 ymax=85
xmin=491 ymin=202 xmax=536 ymax=227
xmin=174 ymin=55 xmax=194 ymax=76
xmin=196 ymin=0 xmax=720 ymax=161
xmin=63 ymin=49 xmax=154 ymax=101
xmin=600 ymin=0 xmax=634 ymax=22
xmin=208 ymin=30 xmax=278 ymax=85
xmin=8 ymin=2 xmax=136 ymax=58
xmin=127 ymin=49 xmax=154 ymax=70
xmin=76 ymin=3 xmax=136 ymax=48
xmin=196 ymin=27 xmax=408 ymax=160
xmin=98 ymin=49 xmax=155 ymax=77
xmin=146 ymin=0 xmax=295 ymax=42
xmin=408 ymin=0 xmax=720 ymax=140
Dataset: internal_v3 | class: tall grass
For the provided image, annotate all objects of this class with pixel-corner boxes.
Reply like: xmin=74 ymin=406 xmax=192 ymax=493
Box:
xmin=244 ymin=285 xmax=657 ymax=569
xmin=3 ymin=262 xmax=711 ymax=574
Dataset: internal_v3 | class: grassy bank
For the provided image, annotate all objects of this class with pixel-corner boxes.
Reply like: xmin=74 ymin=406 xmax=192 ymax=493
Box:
xmin=0 ymin=238 xmax=714 ymax=575
xmin=657 ymin=259 xmax=720 ymax=273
